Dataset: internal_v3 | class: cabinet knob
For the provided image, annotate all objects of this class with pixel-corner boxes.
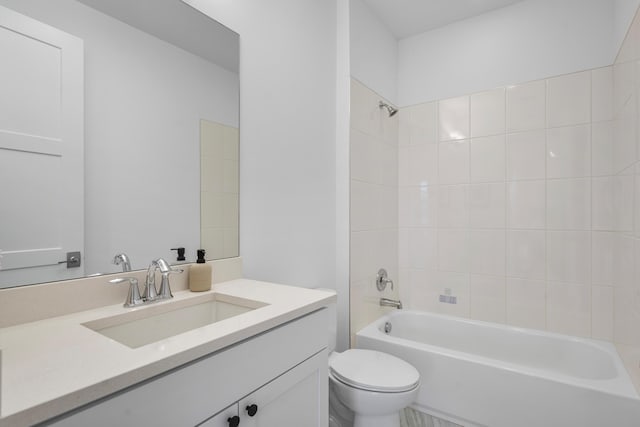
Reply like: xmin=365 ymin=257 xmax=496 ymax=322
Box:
xmin=227 ymin=415 xmax=240 ymax=427
xmin=246 ymin=404 xmax=258 ymax=417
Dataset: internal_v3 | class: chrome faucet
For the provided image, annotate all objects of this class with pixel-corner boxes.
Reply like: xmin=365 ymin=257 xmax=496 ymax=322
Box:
xmin=145 ymin=258 xmax=183 ymax=302
xmin=380 ymin=298 xmax=403 ymax=309
xmin=109 ymin=277 xmax=144 ymax=307
xmin=112 ymin=253 xmax=132 ymax=272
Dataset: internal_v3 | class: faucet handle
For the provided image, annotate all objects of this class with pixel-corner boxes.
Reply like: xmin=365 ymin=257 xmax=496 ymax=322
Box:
xmin=158 ymin=268 xmax=183 ymax=300
xmin=376 ymin=268 xmax=394 ymax=291
xmin=109 ymin=277 xmax=143 ymax=307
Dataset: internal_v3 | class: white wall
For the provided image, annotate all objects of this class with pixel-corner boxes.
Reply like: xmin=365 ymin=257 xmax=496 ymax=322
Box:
xmin=349 ymin=0 xmax=398 ymax=104
xmin=186 ymin=2 xmax=339 ymax=282
xmin=398 ymin=0 xmax=617 ymax=106
xmin=0 ymin=0 xmax=239 ymax=274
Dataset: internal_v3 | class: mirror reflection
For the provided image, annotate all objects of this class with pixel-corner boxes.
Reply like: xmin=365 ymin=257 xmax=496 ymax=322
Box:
xmin=0 ymin=0 xmax=239 ymax=289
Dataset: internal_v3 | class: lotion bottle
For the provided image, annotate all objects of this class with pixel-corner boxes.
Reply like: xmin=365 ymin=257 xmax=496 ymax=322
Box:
xmin=189 ymin=249 xmax=212 ymax=292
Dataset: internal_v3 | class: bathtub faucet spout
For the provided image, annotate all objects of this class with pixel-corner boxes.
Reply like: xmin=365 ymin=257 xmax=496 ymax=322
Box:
xmin=380 ymin=297 xmax=403 ymax=309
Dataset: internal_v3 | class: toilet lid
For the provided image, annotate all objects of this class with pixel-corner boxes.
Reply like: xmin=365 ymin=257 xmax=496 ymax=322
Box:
xmin=329 ymin=349 xmax=420 ymax=393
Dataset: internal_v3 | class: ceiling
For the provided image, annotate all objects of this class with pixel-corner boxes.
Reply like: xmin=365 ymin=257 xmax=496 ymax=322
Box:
xmin=77 ymin=0 xmax=239 ymax=73
xmin=361 ymin=0 xmax=527 ymax=39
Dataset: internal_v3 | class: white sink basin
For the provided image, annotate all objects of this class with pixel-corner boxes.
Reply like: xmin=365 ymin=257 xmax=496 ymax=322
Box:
xmin=82 ymin=293 xmax=267 ymax=348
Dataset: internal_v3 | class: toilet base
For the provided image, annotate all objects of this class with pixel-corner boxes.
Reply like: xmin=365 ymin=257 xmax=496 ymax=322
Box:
xmin=354 ymin=412 xmax=400 ymax=427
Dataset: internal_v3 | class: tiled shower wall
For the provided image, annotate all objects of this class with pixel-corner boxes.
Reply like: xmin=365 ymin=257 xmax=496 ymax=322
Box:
xmin=397 ymin=10 xmax=640 ymax=343
xmin=611 ymin=10 xmax=640 ymax=346
xmin=200 ymin=120 xmax=239 ymax=260
xmin=350 ymin=79 xmax=399 ymax=344
xmin=350 ymin=10 xmax=640 ymax=347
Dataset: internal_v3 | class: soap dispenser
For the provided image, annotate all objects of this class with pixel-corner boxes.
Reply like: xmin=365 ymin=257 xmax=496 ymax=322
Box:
xmin=189 ymin=249 xmax=212 ymax=292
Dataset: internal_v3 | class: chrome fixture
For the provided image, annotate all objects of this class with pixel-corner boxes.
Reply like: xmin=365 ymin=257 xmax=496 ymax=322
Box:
xmin=384 ymin=321 xmax=392 ymax=334
xmin=109 ymin=277 xmax=144 ymax=307
xmin=380 ymin=298 xmax=403 ymax=310
xmin=379 ymin=101 xmax=398 ymax=117
xmin=145 ymin=258 xmax=183 ymax=302
xmin=112 ymin=253 xmax=132 ymax=272
xmin=376 ymin=268 xmax=394 ymax=291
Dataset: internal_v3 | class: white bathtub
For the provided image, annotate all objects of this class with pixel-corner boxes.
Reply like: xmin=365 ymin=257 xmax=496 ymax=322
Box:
xmin=356 ymin=310 xmax=640 ymax=427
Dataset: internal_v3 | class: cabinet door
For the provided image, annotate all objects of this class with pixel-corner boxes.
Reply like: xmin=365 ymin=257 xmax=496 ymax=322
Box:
xmin=198 ymin=403 xmax=239 ymax=427
xmin=239 ymin=351 xmax=328 ymax=427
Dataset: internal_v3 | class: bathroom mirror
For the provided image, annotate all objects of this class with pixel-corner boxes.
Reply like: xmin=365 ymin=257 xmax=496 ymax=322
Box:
xmin=0 ymin=0 xmax=239 ymax=288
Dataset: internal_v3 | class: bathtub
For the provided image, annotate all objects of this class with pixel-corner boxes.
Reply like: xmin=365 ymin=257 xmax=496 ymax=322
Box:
xmin=356 ymin=310 xmax=640 ymax=427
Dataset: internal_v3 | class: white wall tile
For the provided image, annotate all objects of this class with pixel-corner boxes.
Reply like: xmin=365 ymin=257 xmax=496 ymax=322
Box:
xmin=547 ymin=282 xmax=591 ymax=337
xmin=592 ymin=177 xmax=614 ymax=230
xmin=403 ymin=102 xmax=438 ymax=145
xmin=591 ymin=121 xmax=614 ymax=176
xmin=613 ymin=96 xmax=637 ymax=173
xmin=612 ymin=234 xmax=635 ymax=287
xmin=399 ymin=185 xmax=438 ymax=227
xmin=351 ymin=129 xmax=381 ymax=184
xmin=471 ymin=88 xmax=505 ymax=137
xmin=438 ymin=229 xmax=469 ymax=273
xmin=546 ymin=231 xmax=591 ymax=284
xmin=507 ymin=180 xmax=546 ymax=229
xmin=506 ymin=230 xmax=546 ymax=280
xmin=546 ymin=125 xmax=591 ymax=179
xmin=401 ymin=144 xmax=439 ymax=186
xmin=398 ymin=228 xmax=409 ymax=269
xmin=390 ymin=59 xmax=638 ymax=345
xmin=470 ymin=135 xmax=505 ymax=183
xmin=547 ymin=71 xmax=591 ymax=128
xmin=506 ymin=278 xmax=546 ymax=329
xmin=591 ymin=67 xmax=613 ymax=122
xmin=591 ymin=231 xmax=614 ymax=286
xmin=546 ymin=178 xmax=591 ymax=230
xmin=469 ymin=275 xmax=506 ymax=323
xmin=378 ymin=186 xmax=398 ymax=229
xmin=506 ymin=80 xmax=546 ymax=132
xmin=380 ymin=142 xmax=399 ymax=186
xmin=407 ymin=227 xmax=437 ymax=270
xmin=438 ymin=184 xmax=469 ymax=228
xmin=613 ymin=172 xmax=634 ymax=232
xmin=613 ymin=60 xmax=633 ymax=115
xmin=614 ymin=286 xmax=640 ymax=345
xmin=439 ymin=96 xmax=469 ymax=141
xmin=439 ymin=140 xmax=470 ymax=184
xmin=469 ymin=183 xmax=506 ymax=229
xmin=350 ymin=79 xmax=380 ymax=136
xmin=350 ymin=231 xmax=378 ymax=283
xmin=351 ymin=180 xmax=380 ymax=231
xmin=405 ymin=269 xmax=437 ymax=312
xmin=636 ymin=165 xmax=640 ymax=238
xmin=469 ymin=229 xmax=505 ymax=276
xmin=591 ymin=285 xmax=614 ymax=341
xmin=506 ymin=130 xmax=546 ymax=180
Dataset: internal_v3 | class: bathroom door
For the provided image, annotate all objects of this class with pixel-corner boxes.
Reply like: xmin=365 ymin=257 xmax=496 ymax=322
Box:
xmin=0 ymin=5 xmax=84 ymax=287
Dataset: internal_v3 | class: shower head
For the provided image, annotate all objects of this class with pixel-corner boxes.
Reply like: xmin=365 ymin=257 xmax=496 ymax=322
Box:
xmin=379 ymin=101 xmax=398 ymax=117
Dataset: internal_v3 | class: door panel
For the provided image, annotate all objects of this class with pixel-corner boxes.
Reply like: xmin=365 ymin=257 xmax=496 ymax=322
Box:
xmin=0 ymin=5 xmax=84 ymax=287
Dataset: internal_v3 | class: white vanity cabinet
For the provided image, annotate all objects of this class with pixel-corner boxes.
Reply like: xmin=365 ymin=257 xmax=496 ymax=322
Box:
xmin=200 ymin=351 xmax=327 ymax=427
xmin=46 ymin=309 xmax=328 ymax=427
xmin=199 ymin=403 xmax=239 ymax=427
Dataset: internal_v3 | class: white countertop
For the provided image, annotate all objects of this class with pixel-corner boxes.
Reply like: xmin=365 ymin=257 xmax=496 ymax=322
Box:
xmin=0 ymin=279 xmax=336 ymax=427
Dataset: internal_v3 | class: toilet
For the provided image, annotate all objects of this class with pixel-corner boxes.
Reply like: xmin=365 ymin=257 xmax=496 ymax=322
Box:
xmin=324 ymin=298 xmax=420 ymax=427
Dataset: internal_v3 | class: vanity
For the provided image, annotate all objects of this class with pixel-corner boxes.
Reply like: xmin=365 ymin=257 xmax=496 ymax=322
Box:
xmin=0 ymin=271 xmax=335 ymax=426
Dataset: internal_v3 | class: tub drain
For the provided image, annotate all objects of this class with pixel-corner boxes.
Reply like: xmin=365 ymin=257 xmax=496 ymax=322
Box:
xmin=384 ymin=321 xmax=392 ymax=334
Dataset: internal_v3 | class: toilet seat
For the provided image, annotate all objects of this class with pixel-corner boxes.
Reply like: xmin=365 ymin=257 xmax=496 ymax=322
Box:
xmin=329 ymin=349 xmax=420 ymax=393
